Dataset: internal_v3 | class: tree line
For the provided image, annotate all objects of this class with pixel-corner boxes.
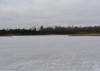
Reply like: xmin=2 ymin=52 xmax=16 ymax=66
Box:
xmin=0 ymin=26 xmax=100 ymax=35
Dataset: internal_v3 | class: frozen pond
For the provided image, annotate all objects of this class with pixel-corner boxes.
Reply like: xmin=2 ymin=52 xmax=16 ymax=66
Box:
xmin=0 ymin=35 xmax=100 ymax=71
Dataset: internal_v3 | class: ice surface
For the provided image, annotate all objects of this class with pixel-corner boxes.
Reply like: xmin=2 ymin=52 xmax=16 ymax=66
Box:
xmin=0 ymin=35 xmax=100 ymax=71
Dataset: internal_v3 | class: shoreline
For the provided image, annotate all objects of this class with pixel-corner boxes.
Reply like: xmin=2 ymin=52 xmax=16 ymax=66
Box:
xmin=0 ymin=34 xmax=100 ymax=36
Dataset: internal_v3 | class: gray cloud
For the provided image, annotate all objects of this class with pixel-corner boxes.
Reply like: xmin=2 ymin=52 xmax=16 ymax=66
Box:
xmin=0 ymin=0 xmax=100 ymax=28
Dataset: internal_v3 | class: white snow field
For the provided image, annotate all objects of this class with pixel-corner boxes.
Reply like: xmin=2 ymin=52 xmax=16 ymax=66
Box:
xmin=0 ymin=35 xmax=100 ymax=71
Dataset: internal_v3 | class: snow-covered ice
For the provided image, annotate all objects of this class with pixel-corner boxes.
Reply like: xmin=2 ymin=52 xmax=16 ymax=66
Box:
xmin=0 ymin=35 xmax=100 ymax=71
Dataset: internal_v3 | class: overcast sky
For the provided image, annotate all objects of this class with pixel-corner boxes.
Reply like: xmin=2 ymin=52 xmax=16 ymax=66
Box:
xmin=0 ymin=0 xmax=100 ymax=28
